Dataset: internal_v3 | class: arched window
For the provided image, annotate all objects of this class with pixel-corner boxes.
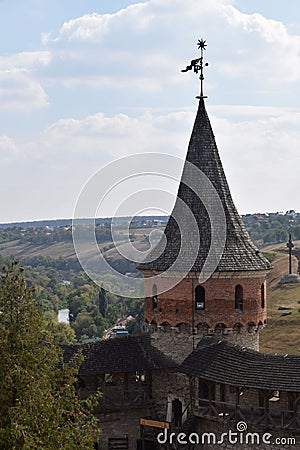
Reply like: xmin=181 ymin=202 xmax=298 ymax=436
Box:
xmin=152 ymin=284 xmax=158 ymax=310
xmin=261 ymin=283 xmax=265 ymax=309
xmin=195 ymin=285 xmax=205 ymax=311
xmin=235 ymin=285 xmax=243 ymax=311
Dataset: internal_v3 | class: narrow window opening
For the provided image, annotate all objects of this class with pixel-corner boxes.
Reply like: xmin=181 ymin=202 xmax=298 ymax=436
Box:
xmin=235 ymin=285 xmax=243 ymax=311
xmin=261 ymin=283 xmax=265 ymax=309
xmin=152 ymin=284 xmax=158 ymax=310
xmin=195 ymin=285 xmax=205 ymax=311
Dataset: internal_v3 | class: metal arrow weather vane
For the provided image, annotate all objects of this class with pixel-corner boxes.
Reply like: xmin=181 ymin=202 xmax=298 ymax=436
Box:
xmin=181 ymin=38 xmax=209 ymax=99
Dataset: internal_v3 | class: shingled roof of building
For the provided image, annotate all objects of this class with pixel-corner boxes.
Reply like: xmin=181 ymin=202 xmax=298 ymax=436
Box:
xmin=180 ymin=336 xmax=300 ymax=392
xmin=138 ymin=98 xmax=271 ymax=273
xmin=62 ymin=335 xmax=177 ymax=375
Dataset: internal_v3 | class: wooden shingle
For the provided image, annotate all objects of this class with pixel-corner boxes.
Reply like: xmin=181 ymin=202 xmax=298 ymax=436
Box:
xmin=62 ymin=335 xmax=177 ymax=375
xmin=180 ymin=336 xmax=300 ymax=392
xmin=139 ymin=98 xmax=271 ymax=273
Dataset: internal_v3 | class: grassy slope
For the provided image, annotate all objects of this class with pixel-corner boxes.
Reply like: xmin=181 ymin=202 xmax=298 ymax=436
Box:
xmin=0 ymin=239 xmax=77 ymax=260
xmin=260 ymin=241 xmax=300 ymax=354
xmin=0 ymin=228 xmax=153 ymax=261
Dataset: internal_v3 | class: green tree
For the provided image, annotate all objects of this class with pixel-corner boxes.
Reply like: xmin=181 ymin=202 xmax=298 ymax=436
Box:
xmin=49 ymin=320 xmax=77 ymax=344
xmin=73 ymin=312 xmax=97 ymax=340
xmin=98 ymin=287 xmax=107 ymax=318
xmin=0 ymin=262 xmax=101 ymax=449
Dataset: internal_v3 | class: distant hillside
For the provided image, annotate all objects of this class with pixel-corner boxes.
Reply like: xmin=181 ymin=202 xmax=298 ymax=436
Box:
xmin=0 ymin=212 xmax=299 ymax=279
xmin=0 ymin=210 xmax=299 ymax=248
xmin=242 ymin=210 xmax=300 ymax=247
xmin=0 ymin=219 xmax=73 ymax=229
xmin=0 ymin=240 xmax=77 ymax=260
xmin=0 ymin=216 xmax=168 ymax=229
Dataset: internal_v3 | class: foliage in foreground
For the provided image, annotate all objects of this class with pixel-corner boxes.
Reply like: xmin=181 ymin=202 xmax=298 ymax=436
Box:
xmin=0 ymin=262 xmax=101 ymax=449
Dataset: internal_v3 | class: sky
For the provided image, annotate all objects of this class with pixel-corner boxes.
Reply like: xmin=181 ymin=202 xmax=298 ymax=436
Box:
xmin=1 ymin=0 xmax=300 ymax=222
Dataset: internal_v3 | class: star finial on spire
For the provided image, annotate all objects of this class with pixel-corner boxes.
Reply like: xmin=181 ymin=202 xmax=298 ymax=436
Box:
xmin=197 ymin=38 xmax=207 ymax=51
xmin=181 ymin=38 xmax=209 ymax=99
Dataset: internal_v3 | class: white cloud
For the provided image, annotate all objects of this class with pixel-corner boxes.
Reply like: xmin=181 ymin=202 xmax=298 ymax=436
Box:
xmin=1 ymin=0 xmax=300 ymax=219
xmin=42 ymin=0 xmax=300 ymax=92
xmin=1 ymin=104 xmax=299 ymax=220
xmin=35 ymin=110 xmax=193 ymax=166
xmin=55 ymin=13 xmax=113 ymax=42
xmin=220 ymin=6 xmax=300 ymax=83
xmin=0 ymin=51 xmax=51 ymax=71
xmin=51 ymin=3 xmax=155 ymax=43
xmin=0 ymin=134 xmax=19 ymax=163
xmin=0 ymin=70 xmax=48 ymax=110
xmin=209 ymin=108 xmax=300 ymax=213
xmin=0 ymin=110 xmax=192 ymax=221
xmin=0 ymin=51 xmax=50 ymax=111
xmin=2 ymin=0 xmax=300 ymax=109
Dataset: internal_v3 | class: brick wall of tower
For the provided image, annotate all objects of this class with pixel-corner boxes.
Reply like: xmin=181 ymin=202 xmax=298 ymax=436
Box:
xmin=144 ymin=275 xmax=267 ymax=329
xmin=143 ymin=273 xmax=267 ymax=361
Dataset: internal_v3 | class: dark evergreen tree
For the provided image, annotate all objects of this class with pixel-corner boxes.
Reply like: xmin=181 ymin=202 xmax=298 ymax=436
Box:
xmin=98 ymin=286 xmax=107 ymax=318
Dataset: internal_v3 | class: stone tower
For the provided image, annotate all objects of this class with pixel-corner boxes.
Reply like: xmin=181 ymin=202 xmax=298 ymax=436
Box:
xmin=138 ymin=59 xmax=271 ymax=364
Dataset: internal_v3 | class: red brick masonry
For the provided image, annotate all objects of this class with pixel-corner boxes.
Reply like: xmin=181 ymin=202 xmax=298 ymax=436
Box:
xmin=144 ymin=274 xmax=267 ymax=329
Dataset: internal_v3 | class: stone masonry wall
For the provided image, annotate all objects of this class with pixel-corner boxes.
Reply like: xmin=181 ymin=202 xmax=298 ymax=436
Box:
xmin=97 ymin=408 xmax=149 ymax=450
xmin=151 ymin=370 xmax=190 ymax=421
xmin=150 ymin=326 xmax=259 ymax=364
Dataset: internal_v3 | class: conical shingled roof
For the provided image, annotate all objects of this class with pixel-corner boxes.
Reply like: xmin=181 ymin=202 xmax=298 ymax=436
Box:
xmin=139 ymin=98 xmax=271 ymax=273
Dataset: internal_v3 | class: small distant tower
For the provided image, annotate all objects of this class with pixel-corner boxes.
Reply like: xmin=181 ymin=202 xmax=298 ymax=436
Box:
xmin=138 ymin=41 xmax=271 ymax=363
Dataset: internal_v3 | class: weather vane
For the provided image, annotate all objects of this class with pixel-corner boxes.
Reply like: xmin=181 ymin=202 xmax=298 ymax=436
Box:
xmin=181 ymin=39 xmax=209 ymax=99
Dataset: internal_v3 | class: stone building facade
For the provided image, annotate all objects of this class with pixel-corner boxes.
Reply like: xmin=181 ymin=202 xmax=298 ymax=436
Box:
xmin=63 ymin=335 xmax=181 ymax=450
